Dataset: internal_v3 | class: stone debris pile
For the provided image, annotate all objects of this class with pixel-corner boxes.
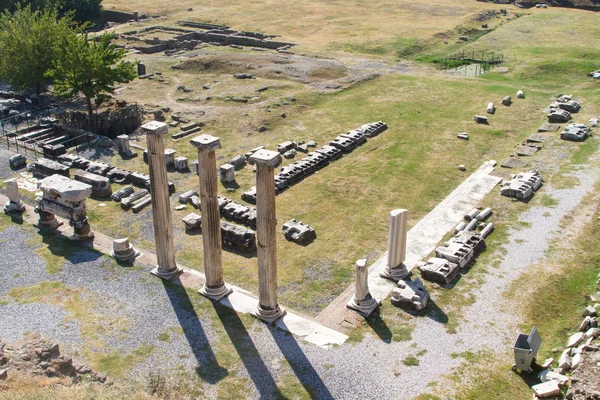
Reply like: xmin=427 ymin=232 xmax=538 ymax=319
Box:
xmin=182 ymin=212 xmax=256 ymax=252
xmin=0 ymin=335 xmax=106 ymax=383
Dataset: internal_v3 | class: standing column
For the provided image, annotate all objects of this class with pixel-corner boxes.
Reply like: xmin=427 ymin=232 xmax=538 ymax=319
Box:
xmin=3 ymin=179 xmax=25 ymax=214
xmin=143 ymin=121 xmax=183 ymax=281
xmin=347 ymin=259 xmax=379 ymax=317
xmin=380 ymin=209 xmax=410 ymax=281
xmin=249 ymin=150 xmax=286 ymax=323
xmin=190 ymin=134 xmax=232 ymax=301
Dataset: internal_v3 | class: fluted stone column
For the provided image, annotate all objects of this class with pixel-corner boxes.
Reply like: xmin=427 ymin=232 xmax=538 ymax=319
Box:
xmin=347 ymin=259 xmax=379 ymax=317
xmin=380 ymin=209 xmax=410 ymax=281
xmin=143 ymin=121 xmax=183 ymax=281
xmin=190 ymin=134 xmax=232 ymax=301
xmin=249 ymin=149 xmax=286 ymax=323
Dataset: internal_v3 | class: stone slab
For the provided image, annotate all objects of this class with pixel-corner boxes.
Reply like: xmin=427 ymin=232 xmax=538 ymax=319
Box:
xmin=501 ymin=157 xmax=523 ymax=169
xmin=527 ymin=133 xmax=547 ymax=143
xmin=516 ymin=145 xmax=538 ymax=157
xmin=538 ymin=123 xmax=560 ymax=132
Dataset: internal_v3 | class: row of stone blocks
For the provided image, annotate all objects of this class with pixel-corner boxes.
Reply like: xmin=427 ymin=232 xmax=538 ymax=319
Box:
xmin=242 ymin=121 xmax=387 ymax=203
xmin=28 ymin=154 xmax=176 ymax=199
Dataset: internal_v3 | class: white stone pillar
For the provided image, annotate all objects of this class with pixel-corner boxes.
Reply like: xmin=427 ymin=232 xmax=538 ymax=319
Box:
xmin=112 ymin=237 xmax=140 ymax=263
xmin=190 ymin=134 xmax=232 ymax=301
xmin=3 ymin=179 xmax=25 ymax=214
xmin=347 ymin=259 xmax=379 ymax=317
xmin=249 ymin=149 xmax=286 ymax=323
xmin=143 ymin=121 xmax=183 ymax=280
xmin=380 ymin=209 xmax=410 ymax=281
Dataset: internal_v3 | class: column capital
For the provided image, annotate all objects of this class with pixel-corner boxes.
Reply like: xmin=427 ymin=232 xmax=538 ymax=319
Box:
xmin=190 ymin=134 xmax=222 ymax=152
xmin=249 ymin=149 xmax=282 ymax=169
xmin=391 ymin=208 xmax=408 ymax=217
xmin=141 ymin=121 xmax=169 ymax=135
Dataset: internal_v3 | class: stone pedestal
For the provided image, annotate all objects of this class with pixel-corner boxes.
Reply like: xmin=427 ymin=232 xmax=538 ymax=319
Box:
xmin=220 ymin=163 xmax=235 ymax=183
xmin=249 ymin=150 xmax=286 ymax=323
xmin=381 ymin=209 xmax=410 ymax=281
xmin=143 ymin=121 xmax=183 ymax=280
xmin=174 ymin=157 xmax=188 ymax=171
xmin=347 ymin=259 xmax=380 ymax=317
xmin=3 ymin=179 xmax=25 ymax=214
xmin=190 ymin=134 xmax=232 ymax=301
xmin=112 ymin=238 xmax=140 ymax=263
xmin=165 ymin=149 xmax=177 ymax=168
xmin=116 ymin=135 xmax=130 ymax=153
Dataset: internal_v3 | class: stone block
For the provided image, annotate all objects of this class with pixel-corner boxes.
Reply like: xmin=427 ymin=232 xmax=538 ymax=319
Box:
xmin=220 ymin=163 xmax=236 ymax=183
xmin=86 ymin=162 xmax=114 ymax=176
xmin=30 ymin=158 xmax=70 ymax=179
xmin=106 ymin=168 xmax=132 ymax=184
xmin=282 ymin=219 xmax=316 ymax=244
xmin=532 ymin=381 xmax=560 ymax=398
xmin=116 ymin=135 xmax=130 ymax=153
xmin=8 ymin=154 xmax=26 ymax=169
xmin=179 ymin=189 xmax=198 ymax=204
xmin=174 ymin=157 xmax=188 ymax=171
xmin=182 ymin=212 xmax=202 ymax=230
xmin=417 ymin=257 xmax=460 ymax=285
xmin=74 ymin=170 xmax=112 ymax=198
xmin=131 ymin=194 xmax=152 ymax=213
xmin=391 ymin=278 xmax=429 ymax=311
xmin=230 ymin=154 xmax=246 ymax=170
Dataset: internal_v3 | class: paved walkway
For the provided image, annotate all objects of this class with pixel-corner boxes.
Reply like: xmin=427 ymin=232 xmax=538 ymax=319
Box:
xmin=316 ymin=160 xmax=502 ymax=331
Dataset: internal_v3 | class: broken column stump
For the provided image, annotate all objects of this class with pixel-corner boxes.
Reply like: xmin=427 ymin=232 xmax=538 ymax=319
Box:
xmin=346 ymin=259 xmax=380 ymax=317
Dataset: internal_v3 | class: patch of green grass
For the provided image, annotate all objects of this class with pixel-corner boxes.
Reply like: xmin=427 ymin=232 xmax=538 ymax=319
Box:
xmin=402 ymin=355 xmax=420 ymax=367
xmin=274 ymin=374 xmax=317 ymax=400
xmin=346 ymin=302 xmax=414 ymax=344
xmin=6 ymin=281 xmax=130 ymax=351
xmin=539 ymin=194 xmax=559 ymax=208
xmin=91 ymin=344 xmax=155 ymax=377
xmin=157 ymin=332 xmax=171 ymax=342
xmin=571 ymin=138 xmax=599 ymax=165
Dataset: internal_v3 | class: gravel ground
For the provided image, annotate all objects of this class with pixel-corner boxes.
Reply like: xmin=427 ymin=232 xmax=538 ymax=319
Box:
xmin=1 ymin=144 xmax=599 ymax=398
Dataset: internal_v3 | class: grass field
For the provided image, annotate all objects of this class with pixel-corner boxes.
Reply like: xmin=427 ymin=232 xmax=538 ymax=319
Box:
xmin=75 ymin=6 xmax=600 ymax=315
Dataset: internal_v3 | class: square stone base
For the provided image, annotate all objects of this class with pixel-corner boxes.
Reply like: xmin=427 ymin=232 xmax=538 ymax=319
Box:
xmin=198 ymin=284 xmax=233 ymax=301
xmin=70 ymin=231 xmax=95 ymax=241
xmin=151 ymin=266 xmax=184 ymax=281
xmin=346 ymin=296 xmax=381 ymax=317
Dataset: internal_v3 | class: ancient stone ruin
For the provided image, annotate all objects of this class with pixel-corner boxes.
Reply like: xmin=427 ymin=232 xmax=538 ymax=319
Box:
xmin=391 ymin=278 xmax=429 ymax=311
xmin=3 ymin=179 xmax=25 ymax=215
xmin=501 ymin=171 xmax=543 ymax=200
xmin=34 ymin=174 xmax=93 ymax=240
xmin=346 ymin=259 xmax=380 ymax=317
xmin=282 ymin=219 xmax=316 ymax=244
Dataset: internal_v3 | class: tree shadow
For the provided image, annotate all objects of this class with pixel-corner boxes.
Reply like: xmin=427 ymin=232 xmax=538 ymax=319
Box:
xmin=161 ymin=279 xmax=228 ymax=384
xmin=212 ymin=300 xmax=283 ymax=398
xmin=271 ymin=322 xmax=334 ymax=400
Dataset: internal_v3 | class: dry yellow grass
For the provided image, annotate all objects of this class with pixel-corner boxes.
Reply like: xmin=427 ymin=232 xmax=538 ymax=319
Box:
xmin=102 ymin=0 xmax=518 ymax=54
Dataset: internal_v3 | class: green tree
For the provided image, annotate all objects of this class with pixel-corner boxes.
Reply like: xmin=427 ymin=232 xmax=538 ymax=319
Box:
xmin=0 ymin=0 xmax=102 ymax=23
xmin=47 ymin=32 xmax=136 ymax=117
xmin=0 ymin=5 xmax=77 ymax=95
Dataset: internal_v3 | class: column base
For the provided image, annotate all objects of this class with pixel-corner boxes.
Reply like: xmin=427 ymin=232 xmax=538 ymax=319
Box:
xmin=4 ymin=201 xmax=25 ymax=215
xmin=151 ymin=265 xmax=184 ymax=281
xmin=379 ymin=263 xmax=410 ymax=281
xmin=346 ymin=295 xmax=380 ymax=317
xmin=70 ymin=231 xmax=95 ymax=241
xmin=112 ymin=247 xmax=141 ymax=263
xmin=36 ymin=218 xmax=63 ymax=231
xmin=198 ymin=284 xmax=233 ymax=301
xmin=251 ymin=303 xmax=286 ymax=324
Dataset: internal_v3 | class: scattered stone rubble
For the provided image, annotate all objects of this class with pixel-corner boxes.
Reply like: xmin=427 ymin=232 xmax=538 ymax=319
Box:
xmin=526 ymin=295 xmax=600 ymax=400
xmin=182 ymin=212 xmax=256 ymax=252
xmin=0 ymin=335 xmax=106 ymax=383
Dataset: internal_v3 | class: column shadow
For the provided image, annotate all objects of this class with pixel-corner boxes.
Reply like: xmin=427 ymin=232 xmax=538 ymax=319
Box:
xmin=161 ymin=279 xmax=228 ymax=384
xmin=212 ymin=300 xmax=283 ymax=398
xmin=365 ymin=308 xmax=393 ymax=343
xmin=270 ymin=322 xmax=334 ymax=400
